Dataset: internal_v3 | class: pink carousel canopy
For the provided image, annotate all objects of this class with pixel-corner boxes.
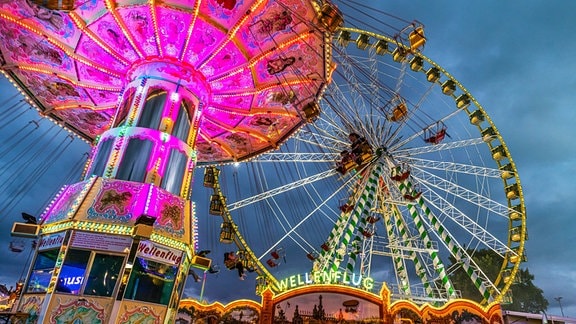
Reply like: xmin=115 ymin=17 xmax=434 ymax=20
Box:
xmin=0 ymin=0 xmax=335 ymax=163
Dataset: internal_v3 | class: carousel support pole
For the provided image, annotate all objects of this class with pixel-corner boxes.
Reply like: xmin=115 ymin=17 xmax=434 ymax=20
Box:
xmin=199 ymin=270 xmax=208 ymax=302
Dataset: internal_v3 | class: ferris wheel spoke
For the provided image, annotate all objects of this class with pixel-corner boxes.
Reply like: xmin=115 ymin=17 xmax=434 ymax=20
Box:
xmin=320 ymin=77 xmax=358 ymax=112
xmin=393 ymin=137 xmax=486 ymax=158
xmin=333 ymin=46 xmax=396 ymax=99
xmin=259 ymin=196 xmax=315 ymax=254
xmin=395 ymin=175 xmax=498 ymax=301
xmin=331 ymin=51 xmax=390 ymax=131
xmin=227 ymin=169 xmax=338 ymax=211
xmin=254 ymin=152 xmax=338 ymax=163
xmin=333 ymin=52 xmax=367 ymax=113
xmin=401 ymin=157 xmax=504 ymax=178
xmin=251 ymin=166 xmax=343 ymax=256
xmin=291 ymin=128 xmax=345 ymax=152
xmin=259 ymin=175 xmax=356 ymax=260
xmin=417 ymin=211 xmax=501 ymax=299
xmin=411 ymin=167 xmax=511 ymax=217
xmin=386 ymin=206 xmax=443 ymax=301
xmin=418 ymin=183 xmax=511 ymax=255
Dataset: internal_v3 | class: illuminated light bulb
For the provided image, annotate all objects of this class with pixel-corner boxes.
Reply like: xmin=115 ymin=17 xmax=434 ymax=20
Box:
xmin=170 ymin=92 xmax=180 ymax=102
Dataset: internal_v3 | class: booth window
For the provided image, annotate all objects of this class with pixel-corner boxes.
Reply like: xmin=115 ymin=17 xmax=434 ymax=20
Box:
xmin=84 ymin=253 xmax=124 ymax=297
xmin=54 ymin=249 xmax=125 ymax=297
xmin=56 ymin=249 xmax=91 ymax=294
xmin=124 ymin=257 xmax=177 ymax=305
xmin=89 ymin=138 xmax=114 ymax=177
xmin=160 ymin=148 xmax=188 ymax=195
xmin=26 ymin=249 xmax=58 ymax=293
xmin=116 ymin=138 xmax=153 ymax=182
xmin=172 ymin=102 xmax=191 ymax=142
xmin=138 ymin=90 xmax=166 ymax=129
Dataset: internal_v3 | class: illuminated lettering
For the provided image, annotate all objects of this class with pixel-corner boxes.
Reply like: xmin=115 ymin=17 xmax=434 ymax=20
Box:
xmin=278 ymin=270 xmax=375 ymax=291
xmin=334 ymin=271 xmax=341 ymax=282
xmin=278 ymin=278 xmax=289 ymax=291
xmin=351 ymin=273 xmax=362 ymax=285
xmin=363 ymin=277 xmax=374 ymax=290
xmin=342 ymin=272 xmax=350 ymax=284
xmin=297 ymin=274 xmax=304 ymax=285
xmin=313 ymin=272 xmax=321 ymax=283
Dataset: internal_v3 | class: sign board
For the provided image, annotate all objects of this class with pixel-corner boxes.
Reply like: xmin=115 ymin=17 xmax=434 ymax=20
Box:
xmin=137 ymin=240 xmax=183 ymax=266
xmin=70 ymin=231 xmax=131 ymax=253
xmin=38 ymin=232 xmax=66 ymax=251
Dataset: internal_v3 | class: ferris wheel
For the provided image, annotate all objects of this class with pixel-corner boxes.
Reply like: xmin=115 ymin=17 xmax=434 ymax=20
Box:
xmin=197 ymin=21 xmax=526 ymax=305
xmin=0 ymin=0 xmax=526 ymax=308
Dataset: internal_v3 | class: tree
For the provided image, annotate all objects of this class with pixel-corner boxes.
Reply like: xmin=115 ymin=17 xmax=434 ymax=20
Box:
xmin=504 ymin=268 xmax=549 ymax=313
xmin=447 ymin=248 xmax=548 ymax=312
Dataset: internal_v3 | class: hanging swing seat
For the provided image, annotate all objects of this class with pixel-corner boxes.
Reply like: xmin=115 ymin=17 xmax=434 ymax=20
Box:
xmin=267 ymin=259 xmax=278 ymax=267
xmin=366 ymin=215 xmax=380 ymax=224
xmin=336 ymin=150 xmax=357 ymax=174
xmin=339 ymin=203 xmax=354 ymax=213
xmin=424 ymin=123 xmax=448 ymax=145
xmin=361 ymin=230 xmax=373 ymax=238
xmin=9 ymin=241 xmax=24 ymax=253
xmin=403 ymin=191 xmax=422 ymax=201
xmin=391 ymin=170 xmax=410 ymax=182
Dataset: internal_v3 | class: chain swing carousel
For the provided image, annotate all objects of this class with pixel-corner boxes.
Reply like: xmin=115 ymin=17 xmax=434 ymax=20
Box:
xmin=0 ymin=0 xmax=524 ymax=323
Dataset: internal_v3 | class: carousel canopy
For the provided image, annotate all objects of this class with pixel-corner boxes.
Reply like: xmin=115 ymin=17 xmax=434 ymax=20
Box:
xmin=0 ymin=0 xmax=335 ymax=163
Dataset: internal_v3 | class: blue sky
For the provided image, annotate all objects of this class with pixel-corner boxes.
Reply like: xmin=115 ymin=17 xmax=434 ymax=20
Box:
xmin=0 ymin=0 xmax=575 ymax=318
